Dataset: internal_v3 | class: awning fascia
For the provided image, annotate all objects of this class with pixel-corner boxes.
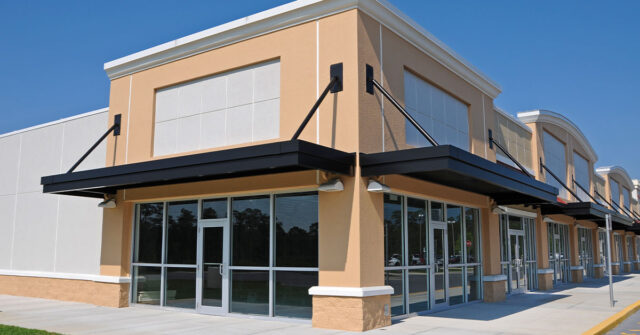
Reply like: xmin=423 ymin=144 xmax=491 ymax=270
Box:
xmin=41 ymin=140 xmax=354 ymax=198
xmin=360 ymin=145 xmax=558 ymax=205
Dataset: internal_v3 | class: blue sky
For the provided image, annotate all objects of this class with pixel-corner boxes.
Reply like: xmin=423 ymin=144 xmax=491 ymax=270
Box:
xmin=1 ymin=1 xmax=638 ymax=176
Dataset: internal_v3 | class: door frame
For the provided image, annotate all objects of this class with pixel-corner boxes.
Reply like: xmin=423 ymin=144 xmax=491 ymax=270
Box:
xmin=507 ymin=229 xmax=527 ymax=293
xmin=196 ymin=218 xmax=230 ymax=315
xmin=430 ymin=221 xmax=449 ymax=310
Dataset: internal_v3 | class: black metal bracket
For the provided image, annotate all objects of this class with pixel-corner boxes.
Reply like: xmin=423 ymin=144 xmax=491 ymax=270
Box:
xmin=539 ymin=157 xmax=582 ymax=201
xmin=488 ymin=129 xmax=532 ymax=178
xmin=67 ymin=114 xmax=121 ymax=173
xmin=591 ymin=188 xmax=639 ymax=220
xmin=365 ymin=64 xmax=439 ymax=147
xmin=572 ymin=177 xmax=599 ymax=204
xmin=291 ymin=63 xmax=342 ymax=141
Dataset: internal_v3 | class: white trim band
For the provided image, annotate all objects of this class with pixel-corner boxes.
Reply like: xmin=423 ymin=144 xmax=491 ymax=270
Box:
xmin=482 ymin=274 xmax=507 ymax=282
xmin=570 ymin=266 xmax=584 ymax=271
xmin=623 ymin=262 xmax=633 ymax=265
xmin=0 ymin=269 xmax=130 ymax=284
xmin=593 ymin=263 xmax=604 ymax=268
xmin=537 ymin=268 xmax=554 ymax=274
xmin=308 ymin=285 xmax=394 ymax=297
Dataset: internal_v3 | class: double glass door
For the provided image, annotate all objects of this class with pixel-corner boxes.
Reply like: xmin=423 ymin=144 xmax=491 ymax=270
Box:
xmin=548 ymin=222 xmax=570 ymax=285
xmin=196 ymin=220 xmax=229 ymax=314
xmin=578 ymin=228 xmax=594 ymax=279
xmin=509 ymin=232 xmax=526 ymax=293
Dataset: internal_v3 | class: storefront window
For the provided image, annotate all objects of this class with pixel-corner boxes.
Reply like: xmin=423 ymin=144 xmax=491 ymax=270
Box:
xmin=384 ymin=194 xmax=403 ymax=267
xmin=447 ymin=206 xmax=463 ymax=265
xmin=275 ymin=192 xmax=318 ymax=267
xmin=166 ymin=200 xmax=198 ymax=265
xmin=407 ymin=198 xmax=428 ymax=265
xmin=231 ymin=196 xmax=270 ymax=267
xmin=134 ymin=203 xmax=163 ymax=264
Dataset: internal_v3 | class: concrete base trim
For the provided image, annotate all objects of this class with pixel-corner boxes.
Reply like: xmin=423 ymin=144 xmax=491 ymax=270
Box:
xmin=612 ymin=262 xmax=621 ymax=266
xmin=482 ymin=274 xmax=507 ymax=282
xmin=593 ymin=264 xmax=604 ymax=268
xmin=309 ymin=286 xmax=394 ymax=297
xmin=570 ymin=266 xmax=584 ymax=271
xmin=624 ymin=262 xmax=633 ymax=265
xmin=537 ymin=268 xmax=554 ymax=274
xmin=0 ymin=269 xmax=130 ymax=283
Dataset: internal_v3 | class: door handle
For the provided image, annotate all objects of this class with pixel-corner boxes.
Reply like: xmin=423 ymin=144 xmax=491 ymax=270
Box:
xmin=219 ymin=264 xmax=224 ymax=276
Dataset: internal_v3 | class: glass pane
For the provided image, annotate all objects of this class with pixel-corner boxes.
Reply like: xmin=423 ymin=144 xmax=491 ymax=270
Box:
xmin=467 ymin=266 xmax=481 ymax=301
xmin=518 ymin=235 xmax=526 ymax=288
xmin=465 ymin=208 xmax=479 ymax=263
xmin=408 ymin=198 xmax=428 ymax=265
xmin=165 ymin=267 xmax=196 ymax=309
xmin=230 ymin=270 xmax=269 ymax=315
xmin=202 ymin=198 xmax=227 ymax=219
xmin=384 ymin=194 xmax=403 ymax=267
xmin=447 ymin=205 xmax=462 ymax=265
xmin=232 ymin=196 xmax=270 ymax=266
xmin=135 ymin=203 xmax=164 ymax=263
xmin=509 ymin=215 xmax=522 ymax=230
xmin=275 ymin=271 xmax=317 ymax=319
xmin=133 ymin=266 xmax=161 ymax=305
xmin=431 ymin=202 xmax=444 ymax=222
xmin=202 ymin=227 xmax=223 ymax=308
xmin=408 ymin=268 xmax=429 ymax=313
xmin=275 ymin=192 xmax=318 ymax=267
xmin=385 ymin=270 xmax=404 ymax=316
xmin=500 ymin=215 xmax=509 ymax=261
xmin=510 ymin=234 xmax=518 ymax=289
xmin=448 ymin=267 xmax=464 ymax=305
xmin=433 ymin=228 xmax=446 ymax=304
xmin=203 ymin=227 xmax=223 ymax=264
xmin=166 ymin=201 xmax=198 ymax=264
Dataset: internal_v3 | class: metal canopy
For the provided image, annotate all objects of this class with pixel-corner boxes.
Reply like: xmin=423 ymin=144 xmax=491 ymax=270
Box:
xmin=360 ymin=145 xmax=558 ymax=205
xmin=41 ymin=140 xmax=355 ymax=198
xmin=539 ymin=201 xmax=636 ymax=230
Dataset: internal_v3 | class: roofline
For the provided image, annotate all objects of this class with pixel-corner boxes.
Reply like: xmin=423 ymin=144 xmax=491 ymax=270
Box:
xmin=596 ymin=165 xmax=634 ymax=189
xmin=103 ymin=0 xmax=501 ymax=98
xmin=0 ymin=108 xmax=109 ymax=139
xmin=517 ymin=109 xmax=598 ymax=163
xmin=494 ymin=106 xmax=532 ymax=134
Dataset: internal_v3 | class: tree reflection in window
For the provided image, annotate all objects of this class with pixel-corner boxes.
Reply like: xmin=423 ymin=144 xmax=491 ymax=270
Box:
xmin=232 ymin=196 xmax=270 ymax=266
xmin=275 ymin=192 xmax=318 ymax=267
xmin=136 ymin=203 xmax=164 ymax=263
xmin=166 ymin=201 xmax=198 ymax=264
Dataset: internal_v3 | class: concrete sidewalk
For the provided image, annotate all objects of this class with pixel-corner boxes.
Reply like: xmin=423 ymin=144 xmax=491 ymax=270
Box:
xmin=1 ymin=274 xmax=640 ymax=334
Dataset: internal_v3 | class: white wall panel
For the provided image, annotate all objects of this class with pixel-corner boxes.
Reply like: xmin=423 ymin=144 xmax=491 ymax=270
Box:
xmin=0 ymin=135 xmax=21 ymax=196
xmin=11 ymin=192 xmax=59 ymax=271
xmin=54 ymin=196 xmax=102 ymax=274
xmin=60 ymin=112 xmax=109 ymax=172
xmin=0 ymin=195 xmax=15 ymax=268
xmin=17 ymin=124 xmax=63 ymax=193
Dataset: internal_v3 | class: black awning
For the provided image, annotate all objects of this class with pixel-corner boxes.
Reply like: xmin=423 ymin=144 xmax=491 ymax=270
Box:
xmin=540 ymin=201 xmax=636 ymax=230
xmin=360 ymin=145 xmax=558 ymax=205
xmin=41 ymin=140 xmax=354 ymax=198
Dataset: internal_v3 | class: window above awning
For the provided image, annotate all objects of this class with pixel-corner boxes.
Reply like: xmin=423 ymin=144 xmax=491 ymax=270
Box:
xmin=360 ymin=145 xmax=558 ymax=205
xmin=539 ymin=201 xmax=636 ymax=230
xmin=41 ymin=140 xmax=354 ymax=198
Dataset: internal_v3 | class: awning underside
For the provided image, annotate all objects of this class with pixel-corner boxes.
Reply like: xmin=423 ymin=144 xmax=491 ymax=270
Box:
xmin=360 ymin=145 xmax=559 ymax=205
xmin=41 ymin=140 xmax=355 ymax=198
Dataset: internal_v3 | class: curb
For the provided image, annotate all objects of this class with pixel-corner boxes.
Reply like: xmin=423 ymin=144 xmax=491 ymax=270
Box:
xmin=583 ymin=299 xmax=640 ymax=335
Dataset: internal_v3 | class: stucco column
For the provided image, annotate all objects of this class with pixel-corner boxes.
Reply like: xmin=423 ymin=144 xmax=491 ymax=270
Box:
xmin=569 ymin=224 xmax=583 ymax=283
xmin=592 ymin=229 xmax=604 ymax=278
xmin=481 ymin=208 xmax=505 ymax=302
xmin=314 ymin=172 xmax=391 ymax=331
xmin=536 ymin=213 xmax=553 ymax=290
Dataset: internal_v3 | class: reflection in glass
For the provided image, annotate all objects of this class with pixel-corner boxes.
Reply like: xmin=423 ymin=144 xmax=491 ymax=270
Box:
xmin=431 ymin=202 xmax=444 ymax=222
xmin=433 ymin=228 xmax=446 ymax=304
xmin=202 ymin=227 xmax=223 ymax=307
xmin=384 ymin=194 xmax=403 ymax=267
xmin=231 ymin=270 xmax=269 ymax=315
xmin=275 ymin=271 xmax=317 ymax=318
xmin=165 ymin=267 xmax=196 ymax=308
xmin=232 ymin=196 xmax=270 ymax=266
xmin=408 ymin=269 xmax=429 ymax=313
xmin=448 ymin=267 xmax=463 ymax=305
xmin=133 ymin=266 xmax=161 ymax=305
xmin=385 ymin=270 xmax=404 ymax=316
xmin=135 ymin=203 xmax=164 ymax=263
xmin=509 ymin=215 xmax=522 ymax=230
xmin=202 ymin=198 xmax=228 ymax=219
xmin=407 ymin=198 xmax=427 ymax=265
xmin=166 ymin=201 xmax=198 ymax=264
xmin=465 ymin=208 xmax=479 ymax=263
xmin=467 ymin=266 xmax=481 ymax=301
xmin=447 ymin=205 xmax=462 ymax=264
xmin=275 ymin=193 xmax=318 ymax=267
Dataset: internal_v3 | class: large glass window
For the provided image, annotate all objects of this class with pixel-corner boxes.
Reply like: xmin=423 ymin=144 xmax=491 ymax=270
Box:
xmin=623 ymin=187 xmax=631 ymax=211
xmin=153 ymin=60 xmax=280 ymax=156
xmin=274 ymin=192 xmax=318 ymax=267
xmin=573 ymin=152 xmax=590 ymax=202
xmin=404 ymin=70 xmax=469 ymax=150
xmin=611 ymin=179 xmax=621 ymax=208
xmin=166 ymin=201 xmax=198 ymax=265
xmin=543 ymin=131 xmax=567 ymax=199
xmin=384 ymin=194 xmax=403 ymax=267
xmin=407 ymin=198 xmax=427 ymax=265
xmin=134 ymin=203 xmax=164 ymax=263
xmin=231 ymin=196 xmax=270 ymax=267
xmin=447 ymin=206 xmax=463 ymax=265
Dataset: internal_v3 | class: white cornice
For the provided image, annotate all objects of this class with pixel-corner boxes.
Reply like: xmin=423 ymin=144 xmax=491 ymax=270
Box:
xmin=596 ymin=165 xmax=634 ymax=188
xmin=103 ymin=0 xmax=501 ymax=98
xmin=0 ymin=108 xmax=109 ymax=139
xmin=517 ymin=109 xmax=598 ymax=163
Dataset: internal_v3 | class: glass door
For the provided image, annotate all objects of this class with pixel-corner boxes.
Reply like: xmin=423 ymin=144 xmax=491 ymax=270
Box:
xmin=509 ymin=233 xmax=526 ymax=293
xmin=431 ymin=223 xmax=448 ymax=309
xmin=197 ymin=221 xmax=229 ymax=314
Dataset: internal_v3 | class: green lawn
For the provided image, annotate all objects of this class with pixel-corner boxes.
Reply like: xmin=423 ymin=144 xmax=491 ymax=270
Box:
xmin=0 ymin=325 xmax=61 ymax=335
